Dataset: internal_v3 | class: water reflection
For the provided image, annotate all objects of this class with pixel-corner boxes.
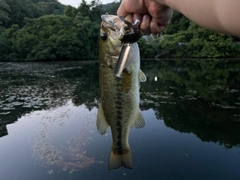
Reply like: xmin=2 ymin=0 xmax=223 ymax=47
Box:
xmin=0 ymin=61 xmax=101 ymax=175
xmin=0 ymin=60 xmax=240 ymax=173
xmin=141 ymin=59 xmax=240 ymax=148
xmin=32 ymin=101 xmax=103 ymax=173
xmin=0 ymin=61 xmax=99 ymax=138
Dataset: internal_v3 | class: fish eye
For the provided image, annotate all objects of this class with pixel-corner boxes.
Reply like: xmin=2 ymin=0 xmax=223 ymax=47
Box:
xmin=101 ymin=32 xmax=107 ymax=41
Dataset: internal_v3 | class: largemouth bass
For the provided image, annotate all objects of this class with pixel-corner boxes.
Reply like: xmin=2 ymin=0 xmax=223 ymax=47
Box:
xmin=97 ymin=14 xmax=146 ymax=170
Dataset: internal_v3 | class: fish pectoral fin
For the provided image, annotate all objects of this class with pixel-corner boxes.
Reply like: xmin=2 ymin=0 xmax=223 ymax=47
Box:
xmin=139 ymin=69 xmax=147 ymax=82
xmin=97 ymin=103 xmax=109 ymax=135
xmin=108 ymin=147 xmax=133 ymax=170
xmin=132 ymin=110 xmax=145 ymax=129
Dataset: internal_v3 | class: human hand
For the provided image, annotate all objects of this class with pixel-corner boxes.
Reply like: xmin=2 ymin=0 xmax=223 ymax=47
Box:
xmin=117 ymin=0 xmax=173 ymax=35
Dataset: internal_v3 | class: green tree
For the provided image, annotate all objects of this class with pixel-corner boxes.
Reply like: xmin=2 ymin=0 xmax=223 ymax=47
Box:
xmin=12 ymin=15 xmax=82 ymax=60
xmin=77 ymin=0 xmax=90 ymax=15
xmin=158 ymin=30 xmax=190 ymax=57
xmin=138 ymin=35 xmax=160 ymax=58
xmin=73 ymin=12 xmax=99 ymax=59
xmin=0 ymin=0 xmax=11 ymax=27
xmin=64 ymin=5 xmax=77 ymax=18
xmin=158 ymin=20 xmax=240 ymax=58
xmin=7 ymin=0 xmax=35 ymax=27
xmin=0 ymin=24 xmax=19 ymax=60
xmin=186 ymin=22 xmax=240 ymax=57
xmin=88 ymin=0 xmax=102 ymax=23
xmin=36 ymin=1 xmax=64 ymax=15
xmin=101 ymin=1 xmax=120 ymax=15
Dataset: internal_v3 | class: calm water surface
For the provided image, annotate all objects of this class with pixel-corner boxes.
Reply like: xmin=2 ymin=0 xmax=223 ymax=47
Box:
xmin=0 ymin=60 xmax=240 ymax=180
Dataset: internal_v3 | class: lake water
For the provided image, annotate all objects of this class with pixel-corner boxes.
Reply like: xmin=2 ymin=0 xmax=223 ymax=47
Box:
xmin=0 ymin=60 xmax=240 ymax=180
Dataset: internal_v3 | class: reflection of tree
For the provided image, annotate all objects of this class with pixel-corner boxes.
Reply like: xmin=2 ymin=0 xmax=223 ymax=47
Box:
xmin=0 ymin=125 xmax=7 ymax=137
xmin=2 ymin=60 xmax=240 ymax=148
xmin=71 ymin=62 xmax=100 ymax=110
xmin=140 ymin=60 xmax=240 ymax=148
xmin=0 ymin=62 xmax=99 ymax=138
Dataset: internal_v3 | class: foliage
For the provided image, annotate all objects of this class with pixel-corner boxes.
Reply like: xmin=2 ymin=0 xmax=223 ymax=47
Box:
xmin=140 ymin=60 xmax=240 ymax=148
xmin=11 ymin=14 xmax=97 ymax=61
xmin=185 ymin=22 xmax=240 ymax=57
xmin=0 ymin=0 xmax=102 ymax=61
xmin=0 ymin=25 xmax=19 ymax=60
xmin=0 ymin=0 xmax=11 ymax=26
xmin=36 ymin=1 xmax=64 ymax=15
xmin=101 ymin=1 xmax=120 ymax=15
xmin=138 ymin=35 xmax=160 ymax=58
xmin=158 ymin=30 xmax=190 ymax=57
xmin=158 ymin=20 xmax=240 ymax=58
xmin=0 ymin=0 xmax=64 ymax=28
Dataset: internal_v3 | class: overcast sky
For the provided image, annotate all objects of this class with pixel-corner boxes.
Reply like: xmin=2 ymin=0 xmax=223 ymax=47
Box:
xmin=58 ymin=0 xmax=118 ymax=7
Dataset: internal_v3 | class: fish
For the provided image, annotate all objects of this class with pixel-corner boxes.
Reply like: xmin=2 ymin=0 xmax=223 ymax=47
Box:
xmin=97 ymin=14 xmax=147 ymax=170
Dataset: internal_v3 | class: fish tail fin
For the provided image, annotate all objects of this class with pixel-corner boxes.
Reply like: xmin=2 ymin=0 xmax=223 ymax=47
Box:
xmin=108 ymin=148 xmax=133 ymax=170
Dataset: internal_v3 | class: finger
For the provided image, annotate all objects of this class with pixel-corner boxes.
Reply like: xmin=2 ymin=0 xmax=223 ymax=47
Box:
xmin=133 ymin=14 xmax=143 ymax=23
xmin=140 ymin=14 xmax=151 ymax=35
xmin=150 ymin=19 xmax=161 ymax=35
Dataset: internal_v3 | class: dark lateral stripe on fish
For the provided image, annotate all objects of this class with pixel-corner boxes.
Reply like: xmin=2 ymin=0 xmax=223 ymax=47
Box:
xmin=114 ymin=77 xmax=123 ymax=152
xmin=117 ymin=92 xmax=122 ymax=97
xmin=116 ymin=121 xmax=121 ymax=126
xmin=115 ymin=101 xmax=122 ymax=105
xmin=116 ymin=105 xmax=122 ymax=109
xmin=117 ymin=141 xmax=122 ymax=146
xmin=116 ymin=111 xmax=122 ymax=115
xmin=117 ymin=133 xmax=121 ymax=139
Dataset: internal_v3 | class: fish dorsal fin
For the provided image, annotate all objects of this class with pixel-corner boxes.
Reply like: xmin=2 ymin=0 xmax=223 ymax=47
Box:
xmin=132 ymin=110 xmax=145 ymax=129
xmin=139 ymin=69 xmax=147 ymax=82
xmin=97 ymin=103 xmax=109 ymax=135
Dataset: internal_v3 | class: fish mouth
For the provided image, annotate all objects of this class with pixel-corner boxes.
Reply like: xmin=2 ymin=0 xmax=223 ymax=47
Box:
xmin=101 ymin=14 xmax=142 ymax=43
xmin=101 ymin=14 xmax=120 ymax=32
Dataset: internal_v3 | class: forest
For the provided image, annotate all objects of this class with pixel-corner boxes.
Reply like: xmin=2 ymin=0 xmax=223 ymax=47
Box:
xmin=0 ymin=0 xmax=240 ymax=61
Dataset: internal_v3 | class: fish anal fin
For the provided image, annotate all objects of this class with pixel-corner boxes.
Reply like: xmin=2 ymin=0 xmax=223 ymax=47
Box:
xmin=97 ymin=103 xmax=109 ymax=135
xmin=108 ymin=148 xmax=133 ymax=170
xmin=139 ymin=69 xmax=147 ymax=82
xmin=132 ymin=110 xmax=145 ymax=129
